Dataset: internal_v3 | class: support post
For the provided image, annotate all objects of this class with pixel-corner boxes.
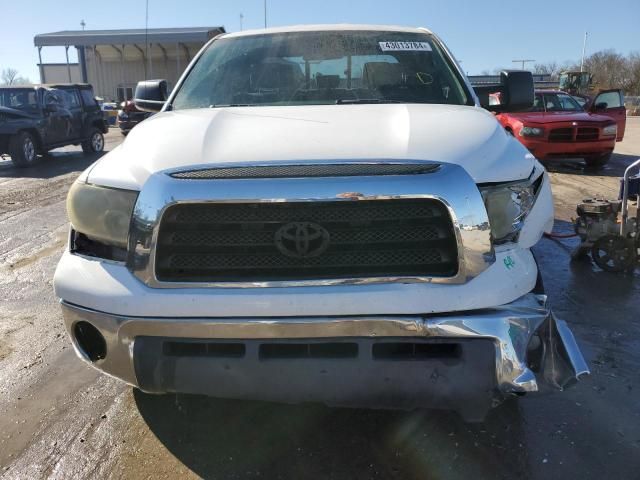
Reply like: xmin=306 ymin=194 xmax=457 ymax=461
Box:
xmin=38 ymin=46 xmax=45 ymax=83
xmin=179 ymin=43 xmax=191 ymax=63
xmin=157 ymin=43 xmax=168 ymax=79
xmin=76 ymin=46 xmax=88 ymax=83
xmin=149 ymin=43 xmax=153 ymax=78
xmin=65 ymin=45 xmax=72 ymax=82
xmin=133 ymin=44 xmax=147 ymax=79
xmin=176 ymin=43 xmax=180 ymax=79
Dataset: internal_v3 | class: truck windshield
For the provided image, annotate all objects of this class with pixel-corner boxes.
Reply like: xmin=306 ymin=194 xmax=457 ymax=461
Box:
xmin=0 ymin=88 xmax=39 ymax=113
xmin=172 ymin=30 xmax=472 ymax=109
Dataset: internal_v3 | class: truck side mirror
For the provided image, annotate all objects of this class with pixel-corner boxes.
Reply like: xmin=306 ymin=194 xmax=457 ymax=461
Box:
xmin=134 ymin=79 xmax=168 ymax=113
xmin=499 ymin=71 xmax=534 ymax=111
xmin=475 ymin=70 xmax=534 ymax=112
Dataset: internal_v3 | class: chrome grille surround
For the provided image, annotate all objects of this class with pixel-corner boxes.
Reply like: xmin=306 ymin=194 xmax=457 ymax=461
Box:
xmin=128 ymin=160 xmax=495 ymax=288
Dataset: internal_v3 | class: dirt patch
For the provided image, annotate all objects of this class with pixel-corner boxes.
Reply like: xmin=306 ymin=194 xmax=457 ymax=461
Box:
xmin=0 ymin=340 xmax=12 ymax=361
xmin=6 ymin=237 xmax=66 ymax=271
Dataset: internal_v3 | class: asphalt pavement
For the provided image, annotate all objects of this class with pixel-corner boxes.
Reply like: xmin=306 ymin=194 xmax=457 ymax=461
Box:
xmin=0 ymin=121 xmax=639 ymax=480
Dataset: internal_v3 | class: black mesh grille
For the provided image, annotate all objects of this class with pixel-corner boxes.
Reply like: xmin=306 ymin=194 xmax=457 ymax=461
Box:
xmin=549 ymin=128 xmax=573 ymax=142
xmin=169 ymin=163 xmax=440 ymax=179
xmin=155 ymin=199 xmax=458 ymax=282
xmin=549 ymin=126 xmax=601 ymax=142
xmin=576 ymin=127 xmax=599 ymax=141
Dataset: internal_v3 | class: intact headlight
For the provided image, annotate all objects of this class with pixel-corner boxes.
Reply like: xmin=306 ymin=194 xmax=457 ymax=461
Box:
xmin=520 ymin=126 xmax=544 ymax=137
xmin=480 ymin=173 xmax=544 ymax=244
xmin=67 ymin=181 xmax=138 ymax=248
xmin=602 ymin=124 xmax=617 ymax=136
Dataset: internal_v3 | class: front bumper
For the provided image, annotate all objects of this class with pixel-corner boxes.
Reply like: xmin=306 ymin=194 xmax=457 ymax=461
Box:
xmin=520 ymin=137 xmax=615 ymax=159
xmin=61 ymin=293 xmax=588 ymax=420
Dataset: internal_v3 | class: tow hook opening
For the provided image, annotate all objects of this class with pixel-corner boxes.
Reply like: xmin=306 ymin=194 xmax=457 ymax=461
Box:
xmin=73 ymin=321 xmax=107 ymax=362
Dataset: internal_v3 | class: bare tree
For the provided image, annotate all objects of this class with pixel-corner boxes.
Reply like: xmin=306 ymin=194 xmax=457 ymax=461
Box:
xmin=1 ymin=68 xmax=18 ymax=85
xmin=583 ymin=49 xmax=630 ymax=91
xmin=0 ymin=68 xmax=31 ymax=86
xmin=533 ymin=61 xmax=576 ymax=81
xmin=480 ymin=50 xmax=640 ymax=95
xmin=625 ymin=51 xmax=640 ymax=96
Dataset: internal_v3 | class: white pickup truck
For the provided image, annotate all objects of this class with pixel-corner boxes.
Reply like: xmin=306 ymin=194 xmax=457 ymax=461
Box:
xmin=54 ymin=24 xmax=588 ymax=421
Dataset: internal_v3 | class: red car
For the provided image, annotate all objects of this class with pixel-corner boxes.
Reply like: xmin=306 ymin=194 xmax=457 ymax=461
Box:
xmin=117 ymin=100 xmax=152 ymax=135
xmin=496 ymin=89 xmax=626 ymax=167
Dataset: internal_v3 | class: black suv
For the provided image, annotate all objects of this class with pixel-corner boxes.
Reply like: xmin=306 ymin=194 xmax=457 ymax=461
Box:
xmin=0 ymin=84 xmax=108 ymax=167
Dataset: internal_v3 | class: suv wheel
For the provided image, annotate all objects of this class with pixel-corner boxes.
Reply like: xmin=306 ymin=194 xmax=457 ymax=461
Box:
xmin=82 ymin=129 xmax=105 ymax=154
xmin=9 ymin=131 xmax=39 ymax=168
xmin=584 ymin=153 xmax=611 ymax=169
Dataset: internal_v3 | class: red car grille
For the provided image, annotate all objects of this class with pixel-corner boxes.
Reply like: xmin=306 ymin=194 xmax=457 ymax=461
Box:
xmin=548 ymin=126 xmax=600 ymax=142
xmin=576 ymin=127 xmax=599 ymax=141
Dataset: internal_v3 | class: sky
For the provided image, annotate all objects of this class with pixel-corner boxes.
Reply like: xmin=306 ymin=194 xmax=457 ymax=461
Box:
xmin=1 ymin=0 xmax=638 ymax=82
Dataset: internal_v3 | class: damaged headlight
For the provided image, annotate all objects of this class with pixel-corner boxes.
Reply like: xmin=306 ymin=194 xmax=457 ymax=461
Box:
xmin=480 ymin=172 xmax=544 ymax=244
xmin=67 ymin=181 xmax=138 ymax=249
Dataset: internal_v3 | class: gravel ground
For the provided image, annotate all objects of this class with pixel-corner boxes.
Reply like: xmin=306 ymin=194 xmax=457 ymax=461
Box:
xmin=0 ymin=120 xmax=639 ymax=480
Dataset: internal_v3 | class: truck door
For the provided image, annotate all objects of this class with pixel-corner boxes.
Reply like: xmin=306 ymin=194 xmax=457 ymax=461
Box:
xmin=50 ymin=89 xmax=80 ymax=142
xmin=43 ymin=90 xmax=68 ymax=145
xmin=61 ymin=88 xmax=84 ymax=140
xmin=591 ymin=89 xmax=626 ymax=141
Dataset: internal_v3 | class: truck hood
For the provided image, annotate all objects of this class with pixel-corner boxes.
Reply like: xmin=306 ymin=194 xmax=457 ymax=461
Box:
xmin=88 ymin=104 xmax=535 ymax=189
xmin=503 ymin=111 xmax=614 ymax=125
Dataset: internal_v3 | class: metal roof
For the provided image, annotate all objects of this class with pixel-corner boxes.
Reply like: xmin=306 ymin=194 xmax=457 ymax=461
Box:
xmin=34 ymin=26 xmax=225 ymax=47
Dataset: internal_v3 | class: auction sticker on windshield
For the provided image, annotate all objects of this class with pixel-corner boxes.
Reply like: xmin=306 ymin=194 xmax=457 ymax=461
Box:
xmin=379 ymin=41 xmax=432 ymax=51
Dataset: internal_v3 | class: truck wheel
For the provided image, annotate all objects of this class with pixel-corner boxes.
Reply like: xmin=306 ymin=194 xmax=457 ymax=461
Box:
xmin=8 ymin=131 xmax=39 ymax=168
xmin=82 ymin=128 xmax=105 ymax=154
xmin=584 ymin=153 xmax=611 ymax=169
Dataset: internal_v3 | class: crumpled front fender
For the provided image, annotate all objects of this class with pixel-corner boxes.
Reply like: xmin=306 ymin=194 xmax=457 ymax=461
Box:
xmin=425 ymin=293 xmax=589 ymax=395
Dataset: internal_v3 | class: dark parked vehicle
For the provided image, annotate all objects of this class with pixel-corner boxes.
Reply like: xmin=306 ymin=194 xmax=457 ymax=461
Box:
xmin=0 ymin=84 xmax=108 ymax=167
xmin=117 ymin=100 xmax=152 ymax=135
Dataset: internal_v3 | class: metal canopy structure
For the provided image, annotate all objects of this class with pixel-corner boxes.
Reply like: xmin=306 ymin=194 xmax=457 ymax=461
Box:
xmin=34 ymin=26 xmax=225 ymax=101
xmin=34 ymin=27 xmax=225 ymax=47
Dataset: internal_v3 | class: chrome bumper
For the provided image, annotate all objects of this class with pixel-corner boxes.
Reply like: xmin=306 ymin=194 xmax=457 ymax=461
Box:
xmin=60 ymin=293 xmax=588 ymax=417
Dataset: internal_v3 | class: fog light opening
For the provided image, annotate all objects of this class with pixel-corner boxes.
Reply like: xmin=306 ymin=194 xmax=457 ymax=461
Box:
xmin=74 ymin=321 xmax=107 ymax=362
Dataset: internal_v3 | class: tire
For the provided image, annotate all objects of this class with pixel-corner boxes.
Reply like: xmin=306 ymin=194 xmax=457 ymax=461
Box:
xmin=591 ymin=235 xmax=635 ymax=272
xmin=584 ymin=153 xmax=611 ymax=168
xmin=8 ymin=131 xmax=39 ymax=168
xmin=81 ymin=128 xmax=105 ymax=154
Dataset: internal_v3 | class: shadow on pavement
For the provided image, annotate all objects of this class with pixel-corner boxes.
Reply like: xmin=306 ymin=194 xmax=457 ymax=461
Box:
xmin=0 ymin=151 xmax=105 ymax=180
xmin=134 ymin=390 xmax=529 ymax=479
xmin=544 ymin=152 xmax=639 ymax=179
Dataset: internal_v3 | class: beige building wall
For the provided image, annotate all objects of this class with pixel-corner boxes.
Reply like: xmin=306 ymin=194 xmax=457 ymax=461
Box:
xmin=40 ymin=64 xmax=83 ymax=83
xmin=83 ymin=43 xmax=201 ymax=101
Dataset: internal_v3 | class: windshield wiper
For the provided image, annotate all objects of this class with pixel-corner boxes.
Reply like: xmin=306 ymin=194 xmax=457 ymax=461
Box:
xmin=209 ymin=103 xmax=256 ymax=108
xmin=335 ymin=99 xmax=404 ymax=105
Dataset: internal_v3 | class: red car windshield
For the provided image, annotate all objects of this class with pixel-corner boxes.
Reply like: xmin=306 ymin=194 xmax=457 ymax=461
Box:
xmin=529 ymin=92 xmax=584 ymax=113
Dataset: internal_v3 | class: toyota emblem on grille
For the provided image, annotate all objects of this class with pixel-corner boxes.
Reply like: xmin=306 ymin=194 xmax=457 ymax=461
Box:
xmin=275 ymin=222 xmax=330 ymax=258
